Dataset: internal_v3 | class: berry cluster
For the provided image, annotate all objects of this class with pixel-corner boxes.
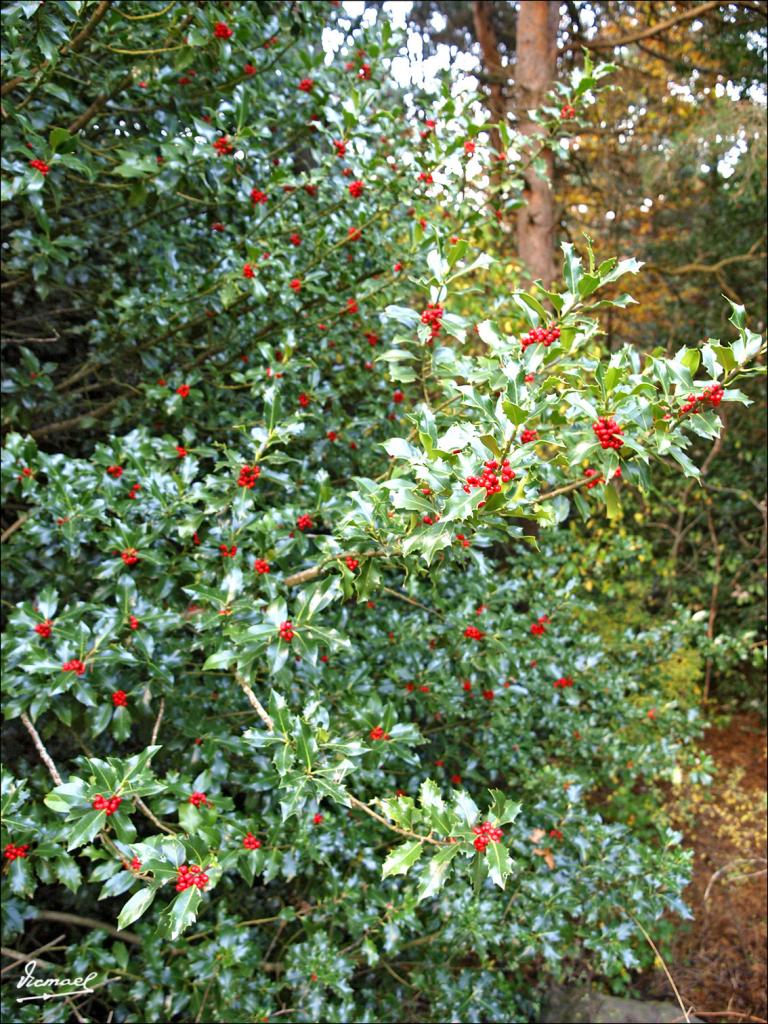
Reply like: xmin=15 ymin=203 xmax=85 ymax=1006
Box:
xmin=592 ymin=417 xmax=624 ymax=450
xmin=189 ymin=791 xmax=208 ymax=807
xmin=278 ymin=621 xmax=295 ymax=643
xmin=106 ymin=465 xmax=123 ymax=478
xmin=175 ymin=864 xmax=209 ymax=892
xmin=112 ymin=690 xmax=128 ymax=708
xmin=176 ymin=445 xmax=188 ymax=458
xmin=4 ymin=843 xmax=30 ymax=861
xmin=128 ymin=615 xmax=140 ymax=630
xmin=520 ymin=429 xmax=538 ymax=444
xmin=212 ymin=136 xmax=233 ymax=156
xmin=29 ymin=158 xmax=50 ymax=175
xmin=679 ymin=383 xmax=725 ymax=416
xmin=176 ymin=384 xmax=190 ymax=398
xmin=296 ymin=514 xmax=313 ymax=531
xmin=213 ymin=21 xmax=232 ymax=39
xmin=220 ymin=544 xmax=237 ymax=558
xmin=472 ymin=821 xmax=503 ymax=852
xmin=345 ymin=556 xmax=359 ymax=571
xmin=129 ymin=856 xmax=141 ymax=871
xmin=463 ymin=459 xmax=515 ymax=506
xmin=93 ymin=794 xmax=122 ymax=816
xmin=584 ymin=468 xmax=603 ymax=489
xmin=464 ymin=625 xmax=485 ymax=641
xmin=62 ymin=659 xmax=86 ymax=675
xmin=348 ymin=180 xmax=364 ymax=198
xmin=121 ymin=548 xmax=139 ymax=565
xmin=369 ymin=725 xmax=390 ymax=741
xmin=243 ymin=263 xmax=255 ymax=278
xmin=298 ymin=77 xmax=314 ymax=92
xmin=243 ymin=832 xmax=262 ymax=850
xmin=420 ymin=302 xmax=444 ymax=341
xmin=34 ymin=619 xmax=53 ymax=638
xmin=530 ymin=614 xmax=550 ymax=636
xmin=553 ymin=676 xmax=574 ymax=689
xmin=127 ymin=482 xmax=141 ymax=500
xmin=237 ymin=464 xmax=261 ymax=488
xmin=254 ymin=559 xmax=270 ymax=574
xmin=520 ymin=325 xmax=560 ymax=351
xmin=561 ymin=104 xmax=576 ymax=120
xmin=251 ymin=188 xmax=268 ymax=205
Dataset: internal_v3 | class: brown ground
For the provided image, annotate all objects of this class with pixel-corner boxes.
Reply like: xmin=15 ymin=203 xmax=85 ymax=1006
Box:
xmin=640 ymin=712 xmax=768 ymax=1024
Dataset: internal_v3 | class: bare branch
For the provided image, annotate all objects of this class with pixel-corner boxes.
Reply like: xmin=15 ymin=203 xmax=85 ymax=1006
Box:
xmin=150 ymin=697 xmax=165 ymax=746
xmin=585 ymin=2 xmax=721 ymax=50
xmin=20 ymin=713 xmax=63 ymax=786
xmin=1 ymin=513 xmax=29 ymax=544
xmin=33 ymin=910 xmax=141 ymax=946
xmin=235 ymin=673 xmax=274 ymax=732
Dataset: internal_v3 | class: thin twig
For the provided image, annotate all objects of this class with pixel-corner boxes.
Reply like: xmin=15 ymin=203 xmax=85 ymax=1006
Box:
xmin=672 ymin=1014 xmax=768 ymax=1023
xmin=346 ymin=794 xmax=443 ymax=846
xmin=1 ymin=948 xmax=59 ymax=970
xmin=0 ymin=935 xmax=67 ymax=976
xmin=619 ymin=906 xmax=690 ymax=1023
xmin=1 ymin=513 xmax=29 ymax=544
xmin=381 ymin=587 xmax=444 ymax=618
xmin=703 ymin=857 xmax=767 ymax=903
xmin=379 ymin=959 xmax=417 ymax=989
xmin=20 ymin=713 xmax=63 ymax=785
xmin=235 ymin=674 xmax=274 ymax=732
xmin=135 ymin=797 xmax=178 ymax=835
xmin=150 ymin=698 xmax=165 ymax=746
xmin=33 ymin=910 xmax=140 ymax=946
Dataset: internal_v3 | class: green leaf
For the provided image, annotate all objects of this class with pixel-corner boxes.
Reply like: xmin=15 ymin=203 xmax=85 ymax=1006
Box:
xmin=604 ymin=482 xmax=620 ymax=520
xmin=384 ymin=305 xmax=420 ymax=329
xmin=382 ymin=840 xmax=424 ymax=879
xmin=476 ymin=320 xmax=506 ymax=348
xmin=561 ymin=242 xmax=583 ymax=293
xmin=203 ymin=649 xmax=236 ymax=671
xmin=163 ymin=885 xmax=202 ymax=940
xmin=66 ymin=809 xmax=105 ymax=851
xmin=48 ymin=127 xmax=72 ymax=153
xmin=486 ymin=842 xmax=513 ymax=890
xmin=512 ymin=292 xmax=549 ymax=324
xmin=417 ymin=844 xmax=461 ymax=902
xmin=118 ymin=887 xmax=156 ymax=930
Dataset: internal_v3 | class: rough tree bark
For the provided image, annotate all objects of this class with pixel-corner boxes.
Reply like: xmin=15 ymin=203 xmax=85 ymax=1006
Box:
xmin=515 ymin=0 xmax=560 ymax=287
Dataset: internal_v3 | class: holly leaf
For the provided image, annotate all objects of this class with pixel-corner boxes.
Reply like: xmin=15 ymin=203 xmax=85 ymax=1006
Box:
xmin=382 ymin=840 xmax=424 ymax=879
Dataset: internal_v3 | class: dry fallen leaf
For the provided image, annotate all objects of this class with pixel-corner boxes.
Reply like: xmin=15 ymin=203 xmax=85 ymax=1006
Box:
xmin=533 ymin=847 xmax=556 ymax=870
xmin=529 ymin=828 xmax=546 ymax=843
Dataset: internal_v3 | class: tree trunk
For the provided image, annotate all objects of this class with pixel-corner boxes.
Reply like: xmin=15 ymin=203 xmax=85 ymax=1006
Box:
xmin=472 ymin=1 xmax=506 ymax=158
xmin=515 ymin=0 xmax=559 ymax=287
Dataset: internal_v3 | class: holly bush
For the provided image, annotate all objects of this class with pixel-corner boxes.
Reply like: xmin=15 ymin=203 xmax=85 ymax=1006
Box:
xmin=1 ymin=3 xmax=765 ymax=1022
